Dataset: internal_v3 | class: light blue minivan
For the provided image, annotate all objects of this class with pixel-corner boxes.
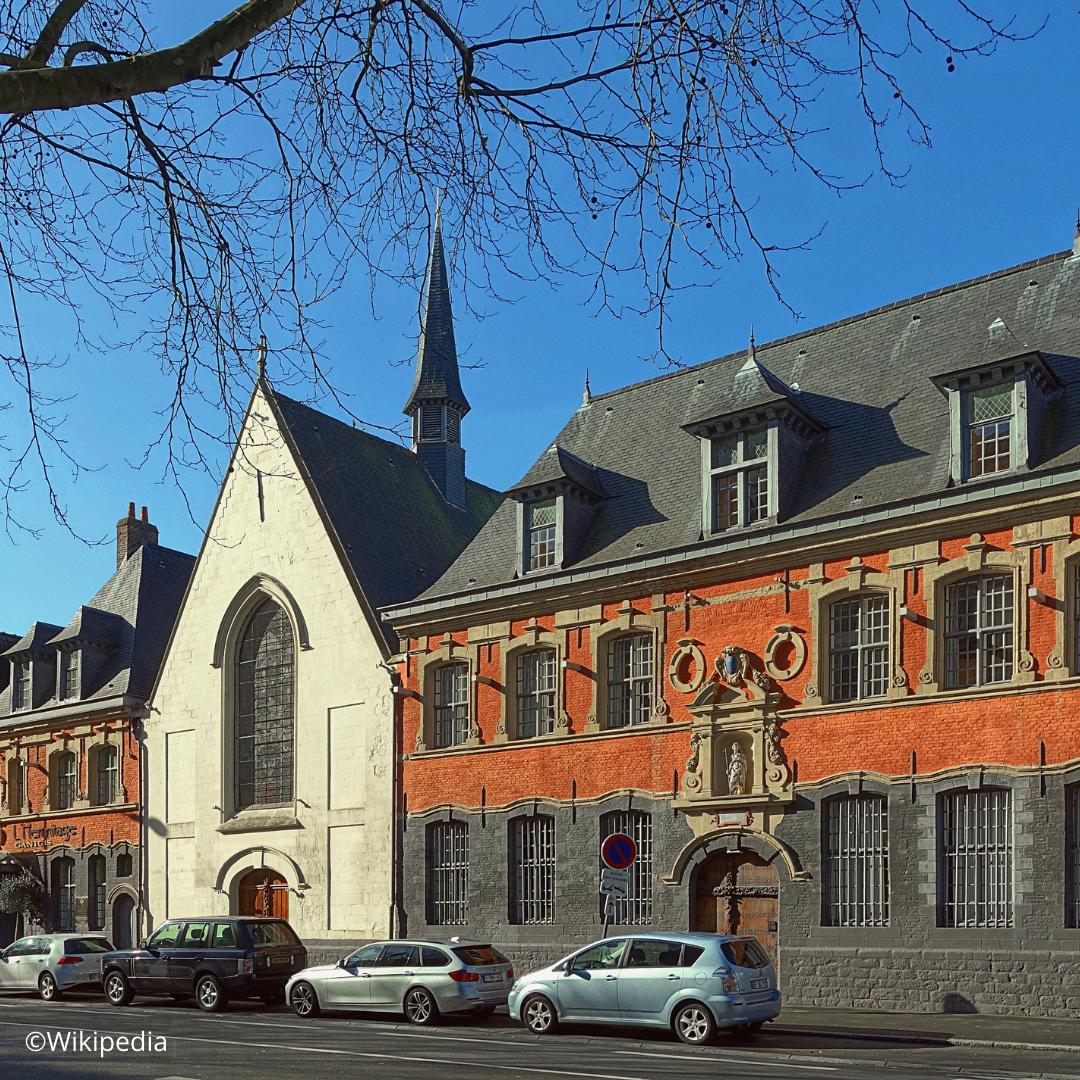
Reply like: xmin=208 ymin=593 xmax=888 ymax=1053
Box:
xmin=507 ymin=932 xmax=780 ymax=1045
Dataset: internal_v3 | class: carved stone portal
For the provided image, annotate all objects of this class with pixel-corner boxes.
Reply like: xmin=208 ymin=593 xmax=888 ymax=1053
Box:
xmin=676 ymin=645 xmax=792 ymax=812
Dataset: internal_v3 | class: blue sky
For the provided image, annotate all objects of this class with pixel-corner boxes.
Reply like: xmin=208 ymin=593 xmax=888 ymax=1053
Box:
xmin=3 ymin=5 xmax=1078 ymax=632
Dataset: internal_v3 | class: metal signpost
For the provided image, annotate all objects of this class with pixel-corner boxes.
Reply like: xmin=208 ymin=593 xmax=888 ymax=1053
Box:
xmin=599 ymin=833 xmax=637 ymax=937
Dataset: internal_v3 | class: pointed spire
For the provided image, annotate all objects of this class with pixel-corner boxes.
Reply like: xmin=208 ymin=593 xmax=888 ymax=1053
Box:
xmin=582 ymin=368 xmax=592 ymax=406
xmin=256 ymin=334 xmax=268 ymax=381
xmin=748 ymin=323 xmax=757 ymax=361
xmin=403 ymin=197 xmax=470 ymax=418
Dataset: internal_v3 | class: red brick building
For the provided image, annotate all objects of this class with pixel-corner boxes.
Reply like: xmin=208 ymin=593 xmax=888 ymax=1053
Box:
xmin=385 ymin=240 xmax=1080 ymax=1015
xmin=0 ymin=506 xmax=192 ymax=948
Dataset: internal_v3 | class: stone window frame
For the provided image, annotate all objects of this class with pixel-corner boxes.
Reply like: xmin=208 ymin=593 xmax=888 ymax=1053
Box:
xmin=699 ymin=422 xmax=778 ymax=538
xmin=413 ymin=636 xmax=480 ymax=752
xmin=0 ymin=748 xmax=27 ymax=817
xmin=819 ymin=789 xmax=891 ymax=928
xmin=10 ymin=656 xmax=30 ymax=711
xmin=86 ymin=732 xmax=127 ymax=807
xmin=215 ymin=578 xmax=304 ymax=820
xmin=586 ymin=604 xmax=667 ymax=733
xmin=506 ymin=805 xmax=558 ymax=926
xmin=425 ymin=815 xmax=469 ymax=926
xmin=496 ymin=626 xmax=568 ymax=743
xmin=47 ymin=745 xmax=83 ymax=812
xmin=56 ymin=644 xmax=82 ymax=702
xmin=804 ymin=559 xmax=907 ymax=706
xmin=916 ymin=535 xmax=1034 ymax=695
xmin=1046 ymin=535 xmax=1080 ymax=679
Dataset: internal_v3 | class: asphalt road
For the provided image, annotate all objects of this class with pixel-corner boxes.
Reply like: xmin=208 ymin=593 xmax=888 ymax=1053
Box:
xmin=0 ymin=993 xmax=1077 ymax=1080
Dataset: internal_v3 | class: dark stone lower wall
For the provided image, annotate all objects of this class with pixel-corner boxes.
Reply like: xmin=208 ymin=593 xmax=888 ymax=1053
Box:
xmin=397 ymin=764 xmax=1080 ymax=1017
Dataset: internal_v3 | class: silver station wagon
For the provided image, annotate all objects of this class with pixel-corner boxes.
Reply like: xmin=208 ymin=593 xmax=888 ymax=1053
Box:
xmin=287 ymin=939 xmax=514 ymax=1024
xmin=508 ymin=932 xmax=780 ymax=1045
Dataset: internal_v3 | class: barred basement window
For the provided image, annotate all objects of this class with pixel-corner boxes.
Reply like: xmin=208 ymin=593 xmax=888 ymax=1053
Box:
xmin=428 ymin=820 xmax=469 ymax=925
xmin=516 ymin=649 xmax=557 ymax=738
xmin=939 ymin=788 xmax=1012 ymax=928
xmin=527 ymin=499 xmax=557 ymax=571
xmin=88 ymin=854 xmax=107 ymax=931
xmin=510 ymin=814 xmax=556 ymax=924
xmin=433 ymin=663 xmax=470 ymax=748
xmin=599 ymin=810 xmax=653 ymax=924
xmin=828 ymin=594 xmax=889 ymax=702
xmin=823 ymin=795 xmax=889 ymax=926
xmin=53 ymin=857 xmax=75 ymax=931
xmin=235 ymin=598 xmax=295 ymax=811
xmin=1068 ymin=787 xmax=1080 ymax=929
xmin=944 ymin=574 xmax=1013 ymax=689
xmin=965 ymin=384 xmax=1013 ymax=478
xmin=607 ymin=633 xmax=653 ymax=728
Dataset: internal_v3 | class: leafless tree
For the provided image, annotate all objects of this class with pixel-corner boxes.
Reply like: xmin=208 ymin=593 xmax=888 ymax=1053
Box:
xmin=0 ymin=1 xmax=1040 ymax=537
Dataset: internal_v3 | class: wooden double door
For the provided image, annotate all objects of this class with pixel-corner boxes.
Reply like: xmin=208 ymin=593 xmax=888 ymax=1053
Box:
xmin=236 ymin=869 xmax=289 ymax=919
xmin=692 ymin=851 xmax=779 ymax=968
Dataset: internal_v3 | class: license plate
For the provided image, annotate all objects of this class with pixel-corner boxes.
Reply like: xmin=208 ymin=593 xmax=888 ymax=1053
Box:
xmin=270 ymin=955 xmax=291 ymax=965
xmin=482 ymin=974 xmax=502 ymax=983
xmin=751 ymin=978 xmax=768 ymax=989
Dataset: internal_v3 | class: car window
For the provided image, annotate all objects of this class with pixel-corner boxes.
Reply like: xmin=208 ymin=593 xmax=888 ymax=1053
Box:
xmin=344 ymin=944 xmax=384 ymax=968
xmin=4 ymin=937 xmax=34 ymax=957
xmin=421 ymin=947 xmax=451 ymax=967
xmin=451 ymin=945 xmax=510 ymax=966
xmin=375 ymin=944 xmax=418 ymax=967
xmin=571 ymin=940 xmax=628 ymax=971
xmin=625 ymin=939 xmax=685 ymax=968
xmin=244 ymin=921 xmax=300 ymax=949
xmin=212 ymin=923 xmax=238 ymax=948
xmin=180 ymin=921 xmax=212 ymax=948
xmin=147 ymin=923 xmax=183 ymax=949
xmin=28 ymin=937 xmax=52 ymax=956
xmin=721 ymin=938 xmax=770 ymax=970
xmin=65 ymin=938 xmax=113 ymax=955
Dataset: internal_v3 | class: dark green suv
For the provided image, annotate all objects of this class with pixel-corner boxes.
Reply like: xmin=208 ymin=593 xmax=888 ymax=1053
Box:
xmin=100 ymin=917 xmax=306 ymax=1012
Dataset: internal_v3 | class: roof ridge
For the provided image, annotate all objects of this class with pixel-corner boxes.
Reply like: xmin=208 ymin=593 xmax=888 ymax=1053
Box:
xmin=591 ymin=247 xmax=1073 ymax=403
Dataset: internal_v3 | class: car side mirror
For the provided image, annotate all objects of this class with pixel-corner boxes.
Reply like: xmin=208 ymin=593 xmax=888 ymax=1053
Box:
xmin=335 ymin=958 xmax=345 ymax=968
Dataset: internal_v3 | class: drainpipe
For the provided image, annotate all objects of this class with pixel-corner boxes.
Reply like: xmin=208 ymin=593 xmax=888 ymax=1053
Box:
xmin=132 ymin=708 xmax=148 ymax=942
xmin=378 ymin=661 xmax=404 ymax=939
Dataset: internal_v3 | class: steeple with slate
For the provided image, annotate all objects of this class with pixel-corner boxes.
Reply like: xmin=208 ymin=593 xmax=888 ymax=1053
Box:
xmin=403 ymin=201 xmax=471 ymax=508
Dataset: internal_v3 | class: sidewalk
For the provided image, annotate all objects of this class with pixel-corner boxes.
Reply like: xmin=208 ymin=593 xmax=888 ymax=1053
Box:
xmin=774 ymin=1005 xmax=1080 ymax=1052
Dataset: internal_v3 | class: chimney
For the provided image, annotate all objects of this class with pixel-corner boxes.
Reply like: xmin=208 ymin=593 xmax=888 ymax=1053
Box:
xmin=116 ymin=503 xmax=159 ymax=568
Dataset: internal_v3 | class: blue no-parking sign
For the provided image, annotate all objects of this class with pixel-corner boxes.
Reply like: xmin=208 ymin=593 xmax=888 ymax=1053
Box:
xmin=601 ymin=832 xmax=637 ymax=870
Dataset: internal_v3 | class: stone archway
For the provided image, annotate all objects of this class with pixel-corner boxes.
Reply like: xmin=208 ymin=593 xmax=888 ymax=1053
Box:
xmin=236 ymin=868 xmax=289 ymax=919
xmin=111 ymin=894 xmax=135 ymax=950
xmin=692 ymin=850 xmax=779 ymax=968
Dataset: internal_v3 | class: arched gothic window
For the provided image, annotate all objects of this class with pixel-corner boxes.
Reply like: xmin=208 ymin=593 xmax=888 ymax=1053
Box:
xmin=235 ymin=598 xmax=295 ymax=811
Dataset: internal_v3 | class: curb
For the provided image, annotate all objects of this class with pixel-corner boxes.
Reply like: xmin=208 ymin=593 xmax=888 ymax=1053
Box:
xmin=772 ymin=1023 xmax=1080 ymax=1055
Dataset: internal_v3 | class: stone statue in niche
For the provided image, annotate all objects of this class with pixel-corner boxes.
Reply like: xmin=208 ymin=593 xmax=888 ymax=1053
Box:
xmin=726 ymin=741 xmax=746 ymax=796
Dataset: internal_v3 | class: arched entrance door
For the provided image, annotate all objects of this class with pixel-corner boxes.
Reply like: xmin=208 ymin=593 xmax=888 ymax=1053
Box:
xmin=111 ymin=894 xmax=135 ymax=950
xmin=692 ymin=851 xmax=779 ymax=968
xmin=236 ymin=869 xmax=289 ymax=919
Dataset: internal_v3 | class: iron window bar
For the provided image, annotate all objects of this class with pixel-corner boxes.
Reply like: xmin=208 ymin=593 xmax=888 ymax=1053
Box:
xmin=823 ymin=795 xmax=890 ymax=926
xmin=429 ymin=820 xmax=469 ymax=925
xmin=599 ymin=810 xmax=653 ymax=924
xmin=511 ymin=815 xmax=556 ymax=925
xmin=940 ymin=788 xmax=1013 ymax=928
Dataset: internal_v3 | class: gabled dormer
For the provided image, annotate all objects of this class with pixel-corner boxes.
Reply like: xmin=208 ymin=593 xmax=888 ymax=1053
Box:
xmin=932 ymin=345 xmax=1062 ymax=485
xmin=46 ymin=606 xmax=122 ymax=702
xmin=2 ymin=622 xmax=64 ymax=712
xmin=683 ymin=341 xmax=824 ymax=535
xmin=508 ymin=445 xmax=605 ymax=574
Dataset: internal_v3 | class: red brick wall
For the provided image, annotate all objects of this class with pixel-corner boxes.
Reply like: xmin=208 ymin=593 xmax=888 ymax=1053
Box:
xmin=401 ymin=524 xmax=1080 ymax=812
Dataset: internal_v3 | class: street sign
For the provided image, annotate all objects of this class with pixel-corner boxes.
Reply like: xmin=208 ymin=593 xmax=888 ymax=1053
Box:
xmin=601 ymin=832 xmax=637 ymax=870
xmin=599 ymin=866 xmax=629 ymax=897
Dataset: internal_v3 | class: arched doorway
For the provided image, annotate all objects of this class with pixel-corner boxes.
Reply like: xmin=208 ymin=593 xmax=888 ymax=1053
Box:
xmin=111 ymin=894 xmax=135 ymax=950
xmin=236 ymin=868 xmax=289 ymax=919
xmin=692 ymin=851 xmax=779 ymax=968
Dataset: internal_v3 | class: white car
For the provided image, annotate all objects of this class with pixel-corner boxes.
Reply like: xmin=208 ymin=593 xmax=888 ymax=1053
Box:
xmin=0 ymin=933 xmax=114 ymax=1000
xmin=287 ymin=939 xmax=514 ymax=1024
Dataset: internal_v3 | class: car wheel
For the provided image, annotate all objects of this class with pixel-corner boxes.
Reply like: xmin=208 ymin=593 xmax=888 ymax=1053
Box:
xmin=522 ymin=994 xmax=558 ymax=1035
xmin=194 ymin=974 xmax=228 ymax=1013
xmin=38 ymin=972 xmax=62 ymax=1002
xmin=103 ymin=970 xmax=134 ymax=1007
xmin=289 ymin=982 xmax=321 ymax=1018
xmin=673 ymin=1001 xmax=716 ymax=1046
xmin=403 ymin=986 xmax=438 ymax=1026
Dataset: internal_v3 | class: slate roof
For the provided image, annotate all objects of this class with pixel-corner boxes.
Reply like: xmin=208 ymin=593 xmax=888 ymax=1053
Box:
xmin=270 ymin=390 xmax=501 ymax=649
xmin=403 ymin=210 xmax=470 ymax=416
xmin=510 ymin=444 xmax=606 ymax=499
xmin=0 ymin=543 xmax=195 ymax=720
xmin=2 ymin=622 xmax=64 ymax=657
xmin=412 ymin=245 xmax=1080 ymax=604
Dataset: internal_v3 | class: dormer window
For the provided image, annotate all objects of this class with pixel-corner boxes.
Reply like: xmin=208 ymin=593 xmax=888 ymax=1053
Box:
xmin=11 ymin=661 xmax=29 ymax=711
xmin=527 ymin=499 xmax=558 ymax=571
xmin=707 ymin=429 xmax=770 ymax=532
xmin=58 ymin=648 xmax=80 ymax=701
xmin=965 ymin=384 xmax=1013 ymax=478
